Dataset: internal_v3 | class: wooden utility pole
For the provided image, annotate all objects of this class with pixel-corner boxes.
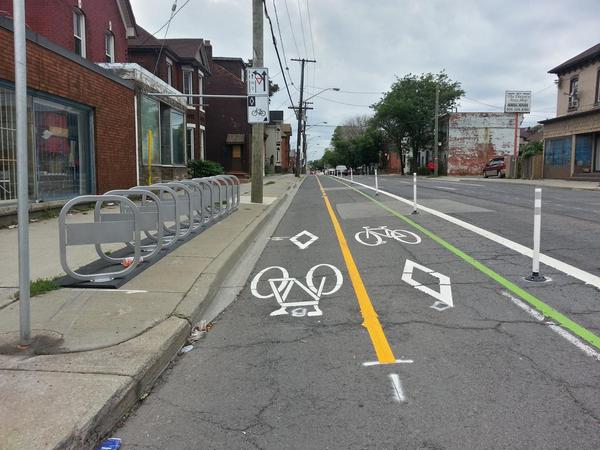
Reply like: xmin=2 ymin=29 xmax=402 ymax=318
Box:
xmin=251 ymin=0 xmax=264 ymax=203
xmin=291 ymin=58 xmax=315 ymax=177
xmin=433 ymin=84 xmax=440 ymax=176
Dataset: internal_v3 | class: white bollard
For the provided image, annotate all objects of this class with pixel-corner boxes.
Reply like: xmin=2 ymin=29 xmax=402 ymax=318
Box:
xmin=527 ymin=188 xmax=546 ymax=282
xmin=375 ymin=168 xmax=379 ymax=196
xmin=411 ymin=172 xmax=418 ymax=214
xmin=350 ymin=167 xmax=353 ymax=182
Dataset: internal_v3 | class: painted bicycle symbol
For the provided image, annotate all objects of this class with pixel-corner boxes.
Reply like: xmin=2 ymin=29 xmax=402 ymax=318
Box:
xmin=354 ymin=225 xmax=421 ymax=247
xmin=250 ymin=264 xmax=343 ymax=317
xmin=251 ymin=108 xmax=267 ymax=117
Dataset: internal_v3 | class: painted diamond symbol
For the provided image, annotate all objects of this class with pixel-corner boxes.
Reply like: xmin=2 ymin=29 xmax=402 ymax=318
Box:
xmin=289 ymin=230 xmax=319 ymax=250
xmin=401 ymin=259 xmax=454 ymax=311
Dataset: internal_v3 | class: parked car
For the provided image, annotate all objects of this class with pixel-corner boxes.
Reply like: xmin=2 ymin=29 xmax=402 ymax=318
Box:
xmin=483 ymin=156 xmax=505 ymax=178
xmin=335 ymin=165 xmax=349 ymax=176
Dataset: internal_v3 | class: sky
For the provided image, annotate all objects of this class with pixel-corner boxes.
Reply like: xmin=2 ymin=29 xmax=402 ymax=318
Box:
xmin=130 ymin=0 xmax=599 ymax=161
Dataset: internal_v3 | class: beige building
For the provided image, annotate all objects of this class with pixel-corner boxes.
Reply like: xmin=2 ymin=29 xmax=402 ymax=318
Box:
xmin=540 ymin=43 xmax=600 ymax=179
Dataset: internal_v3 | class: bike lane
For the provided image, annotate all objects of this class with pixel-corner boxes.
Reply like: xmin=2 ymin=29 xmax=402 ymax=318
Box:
xmin=317 ymin=175 xmax=600 ymax=448
xmin=117 ymin=176 xmax=441 ymax=449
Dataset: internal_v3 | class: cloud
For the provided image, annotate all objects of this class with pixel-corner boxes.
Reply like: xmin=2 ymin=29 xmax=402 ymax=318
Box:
xmin=130 ymin=0 xmax=599 ymax=158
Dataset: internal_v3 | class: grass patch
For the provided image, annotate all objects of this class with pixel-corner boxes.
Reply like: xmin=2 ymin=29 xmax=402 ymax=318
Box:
xmin=14 ymin=277 xmax=61 ymax=299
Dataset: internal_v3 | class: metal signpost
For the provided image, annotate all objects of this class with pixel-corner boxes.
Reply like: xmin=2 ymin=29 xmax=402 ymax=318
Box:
xmin=504 ymin=90 xmax=531 ymax=162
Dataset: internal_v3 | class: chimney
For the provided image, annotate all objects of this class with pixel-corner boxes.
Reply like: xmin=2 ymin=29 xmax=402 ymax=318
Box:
xmin=205 ymin=40 xmax=212 ymax=61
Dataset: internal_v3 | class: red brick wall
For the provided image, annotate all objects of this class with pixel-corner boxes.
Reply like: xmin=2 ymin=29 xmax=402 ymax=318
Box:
xmin=205 ymin=61 xmax=250 ymax=173
xmin=0 ymin=25 xmax=136 ymax=194
xmin=0 ymin=0 xmax=129 ymax=62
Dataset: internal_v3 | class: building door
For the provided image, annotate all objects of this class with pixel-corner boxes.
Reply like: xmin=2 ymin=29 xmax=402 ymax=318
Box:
xmin=231 ymin=145 xmax=242 ymax=171
xmin=595 ymin=135 xmax=600 ymax=172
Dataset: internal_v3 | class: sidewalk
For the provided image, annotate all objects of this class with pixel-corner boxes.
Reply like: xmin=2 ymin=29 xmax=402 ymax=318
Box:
xmin=435 ymin=175 xmax=600 ymax=191
xmin=0 ymin=174 xmax=303 ymax=450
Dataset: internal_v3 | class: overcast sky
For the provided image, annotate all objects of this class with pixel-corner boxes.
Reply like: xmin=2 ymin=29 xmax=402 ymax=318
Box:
xmin=130 ymin=0 xmax=599 ymax=161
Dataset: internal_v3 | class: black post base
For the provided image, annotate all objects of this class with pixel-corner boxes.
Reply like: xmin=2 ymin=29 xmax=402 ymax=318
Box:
xmin=526 ymin=272 xmax=546 ymax=282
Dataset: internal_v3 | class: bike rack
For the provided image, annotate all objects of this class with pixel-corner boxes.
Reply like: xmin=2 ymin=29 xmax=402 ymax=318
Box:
xmin=97 ymin=189 xmax=164 ymax=264
xmin=153 ymin=181 xmax=195 ymax=239
xmin=58 ymin=175 xmax=242 ymax=284
xmin=132 ymin=185 xmax=181 ymax=247
xmin=59 ymin=195 xmax=142 ymax=282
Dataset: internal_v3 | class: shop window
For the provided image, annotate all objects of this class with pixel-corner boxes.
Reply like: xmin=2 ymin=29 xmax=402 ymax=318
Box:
xmin=544 ymin=137 xmax=571 ymax=166
xmin=73 ymin=9 xmax=86 ymax=58
xmin=575 ymin=134 xmax=593 ymax=171
xmin=140 ymin=96 xmax=160 ymax=165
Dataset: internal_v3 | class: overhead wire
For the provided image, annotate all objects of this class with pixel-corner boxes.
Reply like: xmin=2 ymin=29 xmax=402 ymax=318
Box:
xmin=296 ymin=0 xmax=308 ymax=56
xmin=305 ymin=0 xmax=317 ymax=91
xmin=272 ymin=0 xmax=295 ymax=85
xmin=283 ymin=0 xmax=301 ymax=57
xmin=263 ymin=0 xmax=296 ymax=110
xmin=138 ymin=0 xmax=192 ymax=46
xmin=153 ymin=0 xmax=178 ymax=75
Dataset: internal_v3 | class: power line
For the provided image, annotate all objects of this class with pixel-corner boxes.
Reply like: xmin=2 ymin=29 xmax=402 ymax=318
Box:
xmin=139 ymin=0 xmax=192 ymax=46
xmin=263 ymin=0 xmax=296 ymax=110
xmin=306 ymin=85 xmax=385 ymax=95
xmin=305 ymin=0 xmax=317 ymax=90
xmin=296 ymin=0 xmax=308 ymax=56
xmin=272 ymin=0 xmax=295 ymax=86
xmin=153 ymin=1 xmax=178 ymax=75
xmin=283 ymin=0 xmax=301 ymax=57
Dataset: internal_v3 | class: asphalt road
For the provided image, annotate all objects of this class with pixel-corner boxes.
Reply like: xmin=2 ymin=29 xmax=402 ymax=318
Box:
xmin=115 ymin=175 xmax=600 ymax=449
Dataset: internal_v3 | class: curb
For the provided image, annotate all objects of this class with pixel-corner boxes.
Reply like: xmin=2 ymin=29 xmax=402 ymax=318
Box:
xmin=85 ymin=176 xmax=305 ymax=449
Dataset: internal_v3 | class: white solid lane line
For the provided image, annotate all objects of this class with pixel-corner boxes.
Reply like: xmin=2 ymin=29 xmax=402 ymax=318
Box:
xmin=502 ymin=291 xmax=600 ymax=361
xmin=337 ymin=177 xmax=600 ymax=291
xmin=431 ymin=186 xmax=457 ymax=190
xmin=389 ymin=373 xmax=406 ymax=402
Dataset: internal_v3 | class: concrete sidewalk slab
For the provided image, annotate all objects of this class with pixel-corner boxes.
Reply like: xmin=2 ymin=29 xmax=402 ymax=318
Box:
xmin=0 ymin=174 xmax=302 ymax=450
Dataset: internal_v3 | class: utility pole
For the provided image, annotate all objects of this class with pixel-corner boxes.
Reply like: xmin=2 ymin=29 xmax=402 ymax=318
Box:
xmin=291 ymin=58 xmax=315 ymax=177
xmin=13 ymin=0 xmax=31 ymax=348
xmin=302 ymin=101 xmax=312 ymax=174
xmin=433 ymin=84 xmax=440 ymax=177
xmin=251 ymin=0 xmax=263 ymax=203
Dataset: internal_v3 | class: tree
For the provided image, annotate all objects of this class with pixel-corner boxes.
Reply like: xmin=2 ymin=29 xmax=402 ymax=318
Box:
xmin=372 ymin=72 xmax=464 ymax=173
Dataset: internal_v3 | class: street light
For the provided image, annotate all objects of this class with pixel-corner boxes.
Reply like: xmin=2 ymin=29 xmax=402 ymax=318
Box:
xmin=304 ymin=87 xmax=340 ymax=102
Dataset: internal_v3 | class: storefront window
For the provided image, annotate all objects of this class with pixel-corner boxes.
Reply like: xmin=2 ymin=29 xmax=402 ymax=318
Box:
xmin=140 ymin=95 xmax=160 ymax=165
xmin=574 ymin=134 xmax=592 ymax=172
xmin=544 ymin=137 xmax=571 ymax=166
xmin=33 ymin=98 xmax=91 ymax=201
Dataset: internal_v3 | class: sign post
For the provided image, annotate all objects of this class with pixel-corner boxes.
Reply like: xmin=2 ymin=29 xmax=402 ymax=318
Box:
xmin=504 ymin=90 xmax=531 ymax=161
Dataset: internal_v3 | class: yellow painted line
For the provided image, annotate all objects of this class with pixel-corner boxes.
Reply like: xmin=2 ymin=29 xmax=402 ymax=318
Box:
xmin=315 ymin=176 xmax=397 ymax=363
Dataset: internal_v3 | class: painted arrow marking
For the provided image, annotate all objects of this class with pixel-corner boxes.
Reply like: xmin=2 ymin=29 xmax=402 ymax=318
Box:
xmin=401 ymin=259 xmax=453 ymax=311
xmin=389 ymin=373 xmax=406 ymax=402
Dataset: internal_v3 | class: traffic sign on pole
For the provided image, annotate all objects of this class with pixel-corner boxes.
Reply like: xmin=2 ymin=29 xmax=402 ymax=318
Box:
xmin=248 ymin=95 xmax=270 ymax=123
xmin=247 ymin=68 xmax=269 ymax=96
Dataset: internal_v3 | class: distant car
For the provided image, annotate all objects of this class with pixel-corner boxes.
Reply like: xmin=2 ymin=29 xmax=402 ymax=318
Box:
xmin=483 ymin=156 xmax=505 ymax=178
xmin=335 ymin=165 xmax=349 ymax=176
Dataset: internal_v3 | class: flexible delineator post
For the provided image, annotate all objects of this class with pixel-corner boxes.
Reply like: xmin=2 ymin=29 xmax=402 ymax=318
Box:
xmin=527 ymin=188 xmax=546 ymax=282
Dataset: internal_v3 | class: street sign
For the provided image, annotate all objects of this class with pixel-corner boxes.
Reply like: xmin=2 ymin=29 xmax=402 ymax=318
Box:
xmin=247 ymin=68 xmax=269 ymax=96
xmin=248 ymin=95 xmax=270 ymax=123
xmin=504 ymin=90 xmax=531 ymax=113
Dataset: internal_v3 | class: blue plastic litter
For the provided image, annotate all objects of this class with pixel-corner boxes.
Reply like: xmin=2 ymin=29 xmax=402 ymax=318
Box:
xmin=98 ymin=438 xmax=121 ymax=450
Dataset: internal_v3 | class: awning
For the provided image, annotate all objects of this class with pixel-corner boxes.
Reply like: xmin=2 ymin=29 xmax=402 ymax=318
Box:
xmin=226 ymin=133 xmax=245 ymax=144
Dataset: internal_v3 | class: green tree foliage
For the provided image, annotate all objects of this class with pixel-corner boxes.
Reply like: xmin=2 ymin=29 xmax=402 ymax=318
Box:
xmin=371 ymin=72 xmax=464 ymax=173
xmin=313 ymin=116 xmax=384 ymax=170
xmin=520 ymin=140 xmax=543 ymax=159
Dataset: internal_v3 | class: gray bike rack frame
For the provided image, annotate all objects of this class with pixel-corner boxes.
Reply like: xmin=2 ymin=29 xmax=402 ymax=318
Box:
xmin=97 ymin=189 xmax=164 ymax=264
xmin=153 ymin=181 xmax=195 ymax=238
xmin=132 ymin=185 xmax=182 ymax=247
xmin=59 ymin=195 xmax=142 ymax=282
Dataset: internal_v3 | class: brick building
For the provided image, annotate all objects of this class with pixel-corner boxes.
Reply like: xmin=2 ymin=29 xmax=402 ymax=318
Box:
xmin=439 ymin=112 xmax=520 ymax=176
xmin=0 ymin=11 xmax=136 ymax=202
xmin=540 ymin=42 xmax=600 ymax=179
xmin=204 ymin=50 xmax=251 ymax=175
